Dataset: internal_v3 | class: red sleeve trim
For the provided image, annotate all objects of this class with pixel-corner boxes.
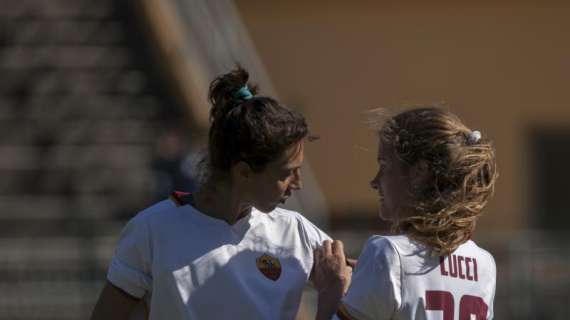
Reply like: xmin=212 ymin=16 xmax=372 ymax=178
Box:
xmin=169 ymin=191 xmax=191 ymax=207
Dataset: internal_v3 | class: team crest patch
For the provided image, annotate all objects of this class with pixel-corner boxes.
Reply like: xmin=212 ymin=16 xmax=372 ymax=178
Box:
xmin=256 ymin=254 xmax=281 ymax=281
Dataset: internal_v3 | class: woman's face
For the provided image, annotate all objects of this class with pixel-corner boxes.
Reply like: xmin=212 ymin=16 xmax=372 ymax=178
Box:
xmin=370 ymin=140 xmax=411 ymax=221
xmin=245 ymin=142 xmax=304 ymax=213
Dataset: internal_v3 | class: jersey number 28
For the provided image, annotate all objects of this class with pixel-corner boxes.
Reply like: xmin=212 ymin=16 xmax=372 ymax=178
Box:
xmin=425 ymin=290 xmax=488 ymax=320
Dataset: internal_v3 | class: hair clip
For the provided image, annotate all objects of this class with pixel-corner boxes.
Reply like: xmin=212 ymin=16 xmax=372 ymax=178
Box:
xmin=234 ymin=85 xmax=253 ymax=100
xmin=467 ymin=130 xmax=482 ymax=144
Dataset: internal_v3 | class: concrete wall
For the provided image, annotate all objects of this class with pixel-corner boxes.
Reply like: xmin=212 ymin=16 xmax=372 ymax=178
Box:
xmin=236 ymin=0 xmax=570 ymax=231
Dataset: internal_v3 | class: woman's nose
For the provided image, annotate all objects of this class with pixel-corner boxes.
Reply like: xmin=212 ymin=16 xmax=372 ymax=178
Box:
xmin=370 ymin=177 xmax=378 ymax=190
xmin=290 ymin=172 xmax=302 ymax=190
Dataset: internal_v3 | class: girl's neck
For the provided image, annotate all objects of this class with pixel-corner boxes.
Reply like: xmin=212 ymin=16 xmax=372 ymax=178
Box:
xmin=192 ymin=181 xmax=251 ymax=225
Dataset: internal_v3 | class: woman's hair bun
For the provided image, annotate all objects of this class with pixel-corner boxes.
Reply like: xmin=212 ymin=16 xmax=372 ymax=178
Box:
xmin=208 ymin=66 xmax=258 ymax=121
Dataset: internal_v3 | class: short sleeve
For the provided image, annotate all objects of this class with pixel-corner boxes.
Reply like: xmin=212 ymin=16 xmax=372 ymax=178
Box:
xmin=107 ymin=214 xmax=153 ymax=298
xmin=336 ymin=236 xmax=401 ymax=320
xmin=295 ymin=212 xmax=332 ymax=250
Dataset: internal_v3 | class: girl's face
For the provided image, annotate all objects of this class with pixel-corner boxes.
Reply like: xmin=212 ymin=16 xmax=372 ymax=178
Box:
xmin=245 ymin=142 xmax=304 ymax=213
xmin=370 ymin=141 xmax=411 ymax=221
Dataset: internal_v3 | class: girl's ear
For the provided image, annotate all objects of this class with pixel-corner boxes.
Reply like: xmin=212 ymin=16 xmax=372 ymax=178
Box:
xmin=409 ymin=160 xmax=431 ymax=188
xmin=231 ymin=161 xmax=253 ymax=182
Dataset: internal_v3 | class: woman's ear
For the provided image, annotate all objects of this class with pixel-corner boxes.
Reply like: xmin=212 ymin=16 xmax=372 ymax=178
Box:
xmin=231 ymin=161 xmax=253 ymax=182
xmin=409 ymin=160 xmax=431 ymax=188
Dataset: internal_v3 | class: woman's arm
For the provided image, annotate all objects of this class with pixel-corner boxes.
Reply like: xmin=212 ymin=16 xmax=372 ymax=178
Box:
xmin=90 ymin=281 xmax=141 ymax=320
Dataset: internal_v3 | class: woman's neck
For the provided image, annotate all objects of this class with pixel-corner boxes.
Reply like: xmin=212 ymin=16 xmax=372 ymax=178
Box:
xmin=192 ymin=181 xmax=251 ymax=225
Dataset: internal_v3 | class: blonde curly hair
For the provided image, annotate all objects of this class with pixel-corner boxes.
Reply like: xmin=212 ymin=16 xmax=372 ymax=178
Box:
xmin=377 ymin=107 xmax=498 ymax=256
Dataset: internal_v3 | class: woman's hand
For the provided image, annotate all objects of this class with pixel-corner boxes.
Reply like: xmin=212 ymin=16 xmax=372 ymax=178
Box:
xmin=313 ymin=240 xmax=353 ymax=320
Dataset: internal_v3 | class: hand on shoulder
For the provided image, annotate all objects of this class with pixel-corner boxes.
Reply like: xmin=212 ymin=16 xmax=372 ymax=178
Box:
xmin=312 ymin=240 xmax=353 ymax=320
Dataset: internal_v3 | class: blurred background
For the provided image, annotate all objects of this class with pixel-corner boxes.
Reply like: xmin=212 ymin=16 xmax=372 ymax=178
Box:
xmin=0 ymin=0 xmax=569 ymax=319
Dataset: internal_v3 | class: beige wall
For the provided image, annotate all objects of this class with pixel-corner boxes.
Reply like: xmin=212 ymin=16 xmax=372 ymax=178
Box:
xmin=236 ymin=0 xmax=570 ymax=231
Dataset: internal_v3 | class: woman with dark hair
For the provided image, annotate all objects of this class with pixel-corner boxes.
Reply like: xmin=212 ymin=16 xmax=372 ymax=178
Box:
xmin=315 ymin=107 xmax=498 ymax=320
xmin=91 ymin=67 xmax=351 ymax=320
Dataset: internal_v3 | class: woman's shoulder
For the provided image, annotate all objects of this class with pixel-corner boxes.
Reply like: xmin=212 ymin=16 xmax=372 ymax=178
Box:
xmin=458 ymin=240 xmax=496 ymax=270
xmin=364 ymin=234 xmax=416 ymax=253
xmin=125 ymin=198 xmax=188 ymax=232
xmin=360 ymin=235 xmax=403 ymax=261
xmin=265 ymin=207 xmax=315 ymax=227
xmin=263 ymin=207 xmax=331 ymax=243
xmin=136 ymin=198 xmax=179 ymax=220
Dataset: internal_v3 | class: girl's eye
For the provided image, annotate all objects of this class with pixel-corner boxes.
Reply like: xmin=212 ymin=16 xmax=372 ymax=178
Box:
xmin=280 ymin=170 xmax=293 ymax=180
xmin=287 ymin=168 xmax=300 ymax=176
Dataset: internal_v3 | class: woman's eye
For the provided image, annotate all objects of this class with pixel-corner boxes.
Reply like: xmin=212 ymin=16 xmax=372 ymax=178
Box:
xmin=280 ymin=171 xmax=293 ymax=179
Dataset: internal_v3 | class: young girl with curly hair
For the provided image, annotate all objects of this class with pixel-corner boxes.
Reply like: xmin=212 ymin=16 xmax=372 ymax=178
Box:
xmin=315 ymin=107 xmax=498 ymax=320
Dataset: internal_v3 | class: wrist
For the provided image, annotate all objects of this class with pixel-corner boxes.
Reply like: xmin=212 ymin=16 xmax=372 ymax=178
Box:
xmin=316 ymin=289 xmax=343 ymax=320
xmin=317 ymin=281 xmax=344 ymax=297
xmin=318 ymin=286 xmax=344 ymax=299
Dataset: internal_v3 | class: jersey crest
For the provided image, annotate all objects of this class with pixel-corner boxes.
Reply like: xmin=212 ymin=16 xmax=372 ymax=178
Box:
xmin=256 ymin=254 xmax=281 ymax=281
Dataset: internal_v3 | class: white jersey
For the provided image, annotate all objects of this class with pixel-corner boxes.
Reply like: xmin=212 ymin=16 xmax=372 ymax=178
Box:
xmin=107 ymin=193 xmax=330 ymax=320
xmin=336 ymin=235 xmax=496 ymax=320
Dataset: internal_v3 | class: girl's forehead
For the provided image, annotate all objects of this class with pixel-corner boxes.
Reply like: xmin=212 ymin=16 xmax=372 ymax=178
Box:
xmin=377 ymin=140 xmax=398 ymax=163
xmin=272 ymin=142 xmax=305 ymax=166
xmin=377 ymin=140 xmax=389 ymax=157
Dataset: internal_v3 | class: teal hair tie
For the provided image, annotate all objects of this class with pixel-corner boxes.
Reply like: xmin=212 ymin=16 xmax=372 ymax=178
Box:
xmin=234 ymin=85 xmax=253 ymax=100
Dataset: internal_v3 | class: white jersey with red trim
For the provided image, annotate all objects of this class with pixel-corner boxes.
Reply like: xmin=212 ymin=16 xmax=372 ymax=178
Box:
xmin=107 ymin=192 xmax=330 ymax=320
xmin=335 ymin=235 xmax=496 ymax=320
